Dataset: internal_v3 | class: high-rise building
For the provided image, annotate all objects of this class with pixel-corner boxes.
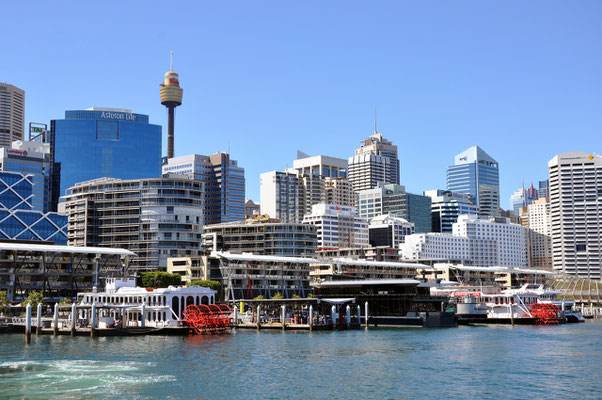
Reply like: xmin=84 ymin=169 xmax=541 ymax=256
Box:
xmin=0 ymin=140 xmax=53 ymax=212
xmin=51 ymin=108 xmax=162 ymax=197
xmin=348 ymin=133 xmax=399 ymax=192
xmin=0 ymin=171 xmax=67 ymax=244
xmin=509 ymin=183 xmax=539 ymax=215
xmin=260 ymin=170 xmax=301 ymax=223
xmin=0 ymin=83 xmax=25 ymax=148
xmin=527 ymin=198 xmax=552 ymax=269
xmin=163 ymin=153 xmax=245 ymax=224
xmin=539 ymin=179 xmax=550 ymax=199
xmin=368 ymin=214 xmax=414 ymax=248
xmin=549 ymin=152 xmax=602 ymax=279
xmin=260 ymin=155 xmax=354 ymax=223
xmin=302 ymin=204 xmax=369 ymax=250
xmin=292 ymin=152 xmax=347 ymax=178
xmin=357 ymin=184 xmax=432 ymax=233
xmin=447 ymin=146 xmax=500 ymax=217
xmin=61 ymin=176 xmax=204 ymax=271
xmin=325 ymin=177 xmax=355 ymax=207
xmin=424 ymin=189 xmax=478 ymax=233
xmin=160 ymin=52 xmax=183 ymax=159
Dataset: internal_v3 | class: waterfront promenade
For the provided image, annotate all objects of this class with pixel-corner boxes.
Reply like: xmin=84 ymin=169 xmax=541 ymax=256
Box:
xmin=1 ymin=321 xmax=601 ymax=399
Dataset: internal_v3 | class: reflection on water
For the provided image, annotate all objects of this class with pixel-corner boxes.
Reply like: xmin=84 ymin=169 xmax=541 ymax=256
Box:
xmin=1 ymin=322 xmax=601 ymax=399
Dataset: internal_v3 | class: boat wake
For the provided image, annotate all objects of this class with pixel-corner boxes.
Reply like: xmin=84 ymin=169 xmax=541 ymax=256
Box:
xmin=0 ymin=359 xmax=175 ymax=399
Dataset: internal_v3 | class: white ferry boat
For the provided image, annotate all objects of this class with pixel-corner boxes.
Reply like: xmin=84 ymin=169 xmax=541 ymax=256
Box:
xmin=450 ymin=287 xmax=540 ymax=323
xmin=77 ymin=277 xmax=217 ymax=328
xmin=505 ymin=285 xmax=585 ymax=323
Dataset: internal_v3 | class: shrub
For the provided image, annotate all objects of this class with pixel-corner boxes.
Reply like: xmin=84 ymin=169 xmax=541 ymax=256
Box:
xmin=138 ymin=272 xmax=182 ymax=288
xmin=189 ymin=280 xmax=223 ymax=301
xmin=291 ymin=294 xmax=301 ymax=299
xmin=0 ymin=291 xmax=9 ymax=311
xmin=272 ymin=292 xmax=284 ymax=300
xmin=254 ymin=295 xmax=265 ymax=300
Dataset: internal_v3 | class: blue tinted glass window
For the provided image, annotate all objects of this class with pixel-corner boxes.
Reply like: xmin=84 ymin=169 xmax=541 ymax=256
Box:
xmin=96 ymin=121 xmax=119 ymax=140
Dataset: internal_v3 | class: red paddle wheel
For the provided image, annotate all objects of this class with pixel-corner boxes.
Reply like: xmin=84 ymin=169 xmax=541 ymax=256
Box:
xmin=528 ymin=303 xmax=561 ymax=325
xmin=182 ymin=303 xmax=233 ymax=334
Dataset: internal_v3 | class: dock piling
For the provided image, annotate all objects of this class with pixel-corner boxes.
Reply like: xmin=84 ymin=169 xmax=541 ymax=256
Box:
xmin=256 ymin=306 xmax=261 ymax=330
xmin=281 ymin=305 xmax=286 ymax=330
xmin=345 ymin=305 xmax=351 ymax=325
xmin=330 ymin=305 xmax=336 ymax=330
xmin=233 ymin=306 xmax=238 ymax=327
xmin=70 ymin=303 xmax=76 ymax=336
xmin=364 ymin=302 xmax=369 ymax=328
xmin=90 ymin=303 xmax=97 ymax=337
xmin=53 ymin=303 xmax=59 ymax=336
xmin=140 ymin=302 xmax=146 ymax=328
xmin=309 ymin=305 xmax=313 ymax=331
xmin=357 ymin=305 xmax=361 ymax=325
xmin=36 ymin=303 xmax=42 ymax=335
xmin=25 ymin=303 xmax=31 ymax=344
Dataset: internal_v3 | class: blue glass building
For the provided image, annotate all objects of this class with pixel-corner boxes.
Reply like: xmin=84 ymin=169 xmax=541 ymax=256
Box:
xmin=0 ymin=171 xmax=67 ymax=244
xmin=51 ymin=108 xmax=162 ymax=197
xmin=446 ymin=146 xmax=500 ymax=217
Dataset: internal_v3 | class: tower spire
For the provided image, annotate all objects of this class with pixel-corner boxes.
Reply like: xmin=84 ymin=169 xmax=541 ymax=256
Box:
xmin=374 ymin=108 xmax=377 ymax=135
xmin=170 ymin=50 xmax=173 ymax=72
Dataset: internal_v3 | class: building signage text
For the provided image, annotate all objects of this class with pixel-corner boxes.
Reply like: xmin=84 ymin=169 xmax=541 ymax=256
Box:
xmin=100 ymin=111 xmax=136 ymax=121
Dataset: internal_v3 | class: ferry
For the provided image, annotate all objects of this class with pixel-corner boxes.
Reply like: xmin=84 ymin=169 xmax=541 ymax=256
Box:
xmin=505 ymin=285 xmax=585 ymax=323
xmin=450 ymin=287 xmax=541 ymax=324
xmin=77 ymin=277 xmax=217 ymax=329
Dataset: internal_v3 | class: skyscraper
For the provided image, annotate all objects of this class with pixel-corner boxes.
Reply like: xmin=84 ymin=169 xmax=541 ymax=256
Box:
xmin=549 ymin=152 xmax=602 ymax=279
xmin=424 ymin=189 xmax=478 ymax=233
xmin=509 ymin=183 xmax=539 ymax=215
xmin=162 ymin=152 xmax=246 ymax=224
xmin=348 ymin=133 xmax=399 ymax=192
xmin=51 ymin=108 xmax=162 ymax=197
xmin=0 ymin=83 xmax=25 ymax=148
xmin=447 ymin=146 xmax=500 ymax=217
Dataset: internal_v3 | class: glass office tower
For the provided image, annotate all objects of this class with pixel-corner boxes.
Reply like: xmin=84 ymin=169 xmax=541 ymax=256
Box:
xmin=51 ymin=108 xmax=162 ymax=197
xmin=447 ymin=146 xmax=500 ymax=217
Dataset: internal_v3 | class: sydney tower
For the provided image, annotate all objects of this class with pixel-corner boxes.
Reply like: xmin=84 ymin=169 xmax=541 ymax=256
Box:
xmin=160 ymin=51 xmax=183 ymax=159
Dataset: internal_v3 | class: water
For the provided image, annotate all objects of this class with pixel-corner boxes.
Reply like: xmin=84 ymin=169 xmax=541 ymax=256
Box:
xmin=1 ymin=322 xmax=601 ymax=400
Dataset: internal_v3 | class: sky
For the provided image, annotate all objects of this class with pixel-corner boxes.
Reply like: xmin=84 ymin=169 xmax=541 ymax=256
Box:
xmin=2 ymin=1 xmax=601 ymax=208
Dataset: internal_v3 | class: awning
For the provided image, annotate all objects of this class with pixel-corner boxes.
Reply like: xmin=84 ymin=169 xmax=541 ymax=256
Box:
xmin=318 ymin=298 xmax=356 ymax=305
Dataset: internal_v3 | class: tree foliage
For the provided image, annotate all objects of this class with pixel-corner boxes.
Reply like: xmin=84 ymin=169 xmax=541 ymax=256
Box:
xmin=189 ymin=280 xmax=223 ymax=301
xmin=272 ymin=292 xmax=284 ymax=300
xmin=138 ymin=272 xmax=183 ymax=288
xmin=254 ymin=295 xmax=265 ymax=300
xmin=0 ymin=291 xmax=9 ymax=311
xmin=21 ymin=291 xmax=44 ymax=309
xmin=59 ymin=298 xmax=73 ymax=305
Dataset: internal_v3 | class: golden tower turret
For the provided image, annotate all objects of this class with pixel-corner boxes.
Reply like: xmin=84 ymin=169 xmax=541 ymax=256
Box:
xmin=160 ymin=51 xmax=183 ymax=159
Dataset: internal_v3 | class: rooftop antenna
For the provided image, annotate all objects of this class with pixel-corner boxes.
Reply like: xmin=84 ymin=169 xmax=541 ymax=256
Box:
xmin=374 ymin=108 xmax=377 ymax=135
xmin=170 ymin=50 xmax=174 ymax=72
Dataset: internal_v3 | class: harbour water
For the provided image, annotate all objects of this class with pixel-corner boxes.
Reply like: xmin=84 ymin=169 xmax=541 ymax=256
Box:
xmin=1 ymin=321 xmax=601 ymax=399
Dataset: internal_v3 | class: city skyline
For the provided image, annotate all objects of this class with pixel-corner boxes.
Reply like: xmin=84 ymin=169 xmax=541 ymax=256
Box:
xmin=2 ymin=1 xmax=601 ymax=206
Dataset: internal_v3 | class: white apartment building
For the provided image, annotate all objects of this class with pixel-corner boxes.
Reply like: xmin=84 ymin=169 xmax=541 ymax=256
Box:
xmin=302 ymin=204 xmax=369 ymax=249
xmin=453 ymin=214 xmax=528 ymax=268
xmin=528 ymin=198 xmax=552 ymax=269
xmin=549 ymin=152 xmax=602 ymax=279
xmin=400 ymin=233 xmax=471 ymax=263
xmin=325 ymin=177 xmax=355 ymax=207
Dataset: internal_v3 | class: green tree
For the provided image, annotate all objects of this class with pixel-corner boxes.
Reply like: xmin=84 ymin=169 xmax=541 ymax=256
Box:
xmin=254 ymin=295 xmax=265 ymax=300
xmin=0 ymin=291 xmax=9 ymax=312
xmin=189 ymin=280 xmax=223 ymax=301
xmin=272 ymin=292 xmax=284 ymax=300
xmin=21 ymin=291 xmax=44 ymax=309
xmin=59 ymin=298 xmax=73 ymax=305
xmin=138 ymin=272 xmax=183 ymax=288
xmin=292 ymin=294 xmax=301 ymax=299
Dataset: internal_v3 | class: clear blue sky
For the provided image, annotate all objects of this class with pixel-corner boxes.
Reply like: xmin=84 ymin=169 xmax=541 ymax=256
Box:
xmin=3 ymin=1 xmax=601 ymax=208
